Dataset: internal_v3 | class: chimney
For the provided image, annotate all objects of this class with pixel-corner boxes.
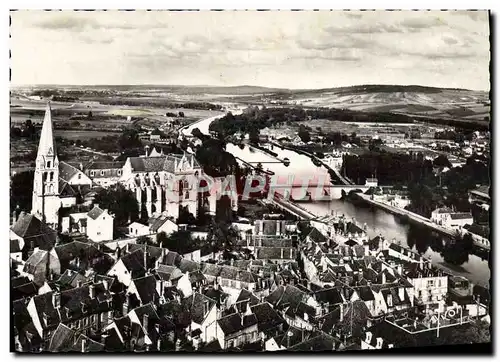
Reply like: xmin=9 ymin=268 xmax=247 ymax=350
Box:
xmin=364 ymin=244 xmax=369 ymax=256
xmin=89 ymin=285 xmax=95 ymax=299
xmin=381 ymin=271 xmax=386 ymax=285
xmin=203 ymin=300 xmax=210 ymax=316
xmin=144 ymin=248 xmax=148 ymax=269
xmin=290 ymin=248 xmax=293 ymax=259
xmin=52 ymin=292 xmax=61 ymax=309
xmin=77 ymin=279 xmax=82 ymax=288
xmin=276 ymin=220 xmax=280 ymax=236
xmin=81 ymin=338 xmax=87 ymax=353
xmin=419 ymin=257 xmax=423 ymax=270
xmin=101 ymin=334 xmax=107 ymax=346
xmin=123 ymin=294 xmax=130 ymax=316
xmin=397 ymin=264 xmax=403 ymax=276
xmin=103 ymin=279 xmax=109 ymax=290
xmin=365 ymin=331 xmax=373 ymax=344
xmin=280 ymin=248 xmax=284 ymax=259
xmin=339 ymin=304 xmax=344 ymax=322
xmin=143 ymin=313 xmax=149 ymax=331
xmin=240 ymin=313 xmax=244 ymax=327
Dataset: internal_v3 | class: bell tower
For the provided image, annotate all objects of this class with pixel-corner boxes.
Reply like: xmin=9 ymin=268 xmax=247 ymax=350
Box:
xmin=31 ymin=102 xmax=60 ymax=228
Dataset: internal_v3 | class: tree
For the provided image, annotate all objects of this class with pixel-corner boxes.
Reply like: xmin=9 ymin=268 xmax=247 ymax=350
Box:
xmin=94 ymin=184 xmax=139 ymax=227
xmin=137 ymin=235 xmax=153 ymax=245
xmin=433 ymin=155 xmax=452 ymax=169
xmin=192 ymin=128 xmax=205 ymax=140
xmin=118 ymin=128 xmax=142 ymax=150
xmin=10 ymin=170 xmax=34 ymax=212
xmin=249 ymin=128 xmax=260 ymax=145
xmin=298 ymin=125 xmax=311 ymax=143
xmin=156 ymin=231 xmax=168 ymax=245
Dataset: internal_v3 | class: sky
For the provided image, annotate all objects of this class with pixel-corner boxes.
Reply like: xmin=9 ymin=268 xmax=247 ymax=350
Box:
xmin=10 ymin=10 xmax=491 ymax=90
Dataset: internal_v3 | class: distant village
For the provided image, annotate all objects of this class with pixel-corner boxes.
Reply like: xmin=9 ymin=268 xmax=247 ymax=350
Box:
xmin=11 ymin=104 xmax=490 ymax=353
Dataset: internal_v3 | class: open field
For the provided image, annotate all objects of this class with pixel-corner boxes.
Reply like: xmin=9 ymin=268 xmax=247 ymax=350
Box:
xmin=54 ymin=129 xmax=121 ymax=140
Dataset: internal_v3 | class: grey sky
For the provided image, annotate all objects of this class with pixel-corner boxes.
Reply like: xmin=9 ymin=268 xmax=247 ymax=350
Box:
xmin=10 ymin=10 xmax=490 ymax=90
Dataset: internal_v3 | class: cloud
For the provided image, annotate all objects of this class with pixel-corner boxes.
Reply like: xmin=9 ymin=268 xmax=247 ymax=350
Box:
xmin=399 ymin=15 xmax=447 ymax=30
xmin=296 ymin=34 xmax=372 ymax=51
xmin=9 ymin=10 xmax=491 ymax=91
xmin=34 ymin=12 xmax=99 ymax=31
xmin=325 ymin=22 xmax=401 ymax=35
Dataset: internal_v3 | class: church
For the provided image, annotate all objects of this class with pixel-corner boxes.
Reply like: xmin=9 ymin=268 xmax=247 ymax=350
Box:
xmin=31 ymin=103 xmax=92 ymax=230
xmin=30 ymin=103 xmax=228 ymax=232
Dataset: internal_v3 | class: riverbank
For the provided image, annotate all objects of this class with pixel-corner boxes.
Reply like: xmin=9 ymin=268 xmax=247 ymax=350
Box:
xmin=351 ymin=192 xmax=490 ymax=252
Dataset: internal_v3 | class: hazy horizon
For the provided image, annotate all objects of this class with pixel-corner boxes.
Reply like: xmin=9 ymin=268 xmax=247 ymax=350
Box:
xmin=10 ymin=10 xmax=490 ymax=92
xmin=10 ymin=82 xmax=488 ymax=93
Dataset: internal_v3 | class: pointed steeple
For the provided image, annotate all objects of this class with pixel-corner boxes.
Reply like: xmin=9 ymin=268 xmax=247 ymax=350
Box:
xmin=37 ymin=102 xmax=56 ymax=159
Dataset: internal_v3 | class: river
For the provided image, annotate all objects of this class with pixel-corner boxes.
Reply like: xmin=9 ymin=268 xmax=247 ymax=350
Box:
xmin=188 ymin=113 xmax=491 ymax=288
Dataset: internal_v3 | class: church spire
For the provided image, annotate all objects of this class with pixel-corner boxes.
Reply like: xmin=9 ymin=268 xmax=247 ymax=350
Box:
xmin=37 ymin=102 xmax=56 ymax=159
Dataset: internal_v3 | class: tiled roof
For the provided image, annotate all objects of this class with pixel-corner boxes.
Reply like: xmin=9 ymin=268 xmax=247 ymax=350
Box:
xmin=127 ymin=154 xmax=200 ymax=173
xmin=314 ymin=287 xmax=344 ymax=305
xmin=356 ymin=286 xmax=375 ymax=301
xmin=181 ymin=292 xmax=216 ymax=325
xmin=71 ymin=334 xmax=105 ymax=352
xmin=255 ymin=247 xmax=296 ymax=260
xmin=48 ymin=323 xmax=76 ymax=352
xmin=433 ymin=207 xmax=453 ymax=214
xmin=250 ymin=302 xmax=284 ymax=332
xmin=267 ymin=285 xmax=306 ymax=310
xmin=59 ymin=179 xmax=78 ymax=197
xmin=131 ymin=275 xmax=159 ymax=304
xmin=10 ymin=238 xmax=22 ymax=253
xmin=287 ymin=332 xmax=339 ymax=352
xmin=85 ymin=161 xmax=125 ymax=170
xmin=31 ymin=282 xmax=112 ymax=331
xmin=148 ymin=214 xmax=175 ymax=233
xmin=306 ymin=228 xmax=327 ymax=244
xmin=156 ymin=264 xmax=183 ymax=281
xmin=11 ymin=213 xmax=56 ymax=250
xmin=449 ymin=212 xmax=473 ymax=220
xmin=12 ymin=281 xmax=38 ymax=301
xmin=87 ymin=206 xmax=106 ymax=220
xmin=217 ymin=312 xmax=258 ymax=335
xmin=59 ymin=161 xmax=81 ymax=182
xmin=23 ymin=250 xmax=49 ymax=275
xmin=236 ymin=289 xmax=260 ymax=305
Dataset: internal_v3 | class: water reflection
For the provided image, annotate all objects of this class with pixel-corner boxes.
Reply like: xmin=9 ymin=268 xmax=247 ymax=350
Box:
xmin=224 ymin=140 xmax=490 ymax=287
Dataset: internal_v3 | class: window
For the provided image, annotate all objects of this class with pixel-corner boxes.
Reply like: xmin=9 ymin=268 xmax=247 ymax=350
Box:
xmin=118 ymin=170 xmax=122 ymax=176
xmin=437 ymin=279 xmax=441 ymax=288
xmin=427 ymin=280 xmax=435 ymax=288
xmin=78 ymin=174 xmax=81 ymax=179
xmin=47 ymin=161 xmax=51 ymax=168
xmin=90 ymin=171 xmax=95 ymax=177
xmin=227 ymin=340 xmax=233 ymax=349
xmin=101 ymin=170 xmax=105 ymax=176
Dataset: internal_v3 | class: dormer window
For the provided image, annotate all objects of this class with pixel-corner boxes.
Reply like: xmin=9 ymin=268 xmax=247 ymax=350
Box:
xmin=101 ymin=170 xmax=104 ymax=176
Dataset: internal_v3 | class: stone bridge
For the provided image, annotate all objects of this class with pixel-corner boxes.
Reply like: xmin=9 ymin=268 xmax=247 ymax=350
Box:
xmin=270 ymin=184 xmax=373 ymax=200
